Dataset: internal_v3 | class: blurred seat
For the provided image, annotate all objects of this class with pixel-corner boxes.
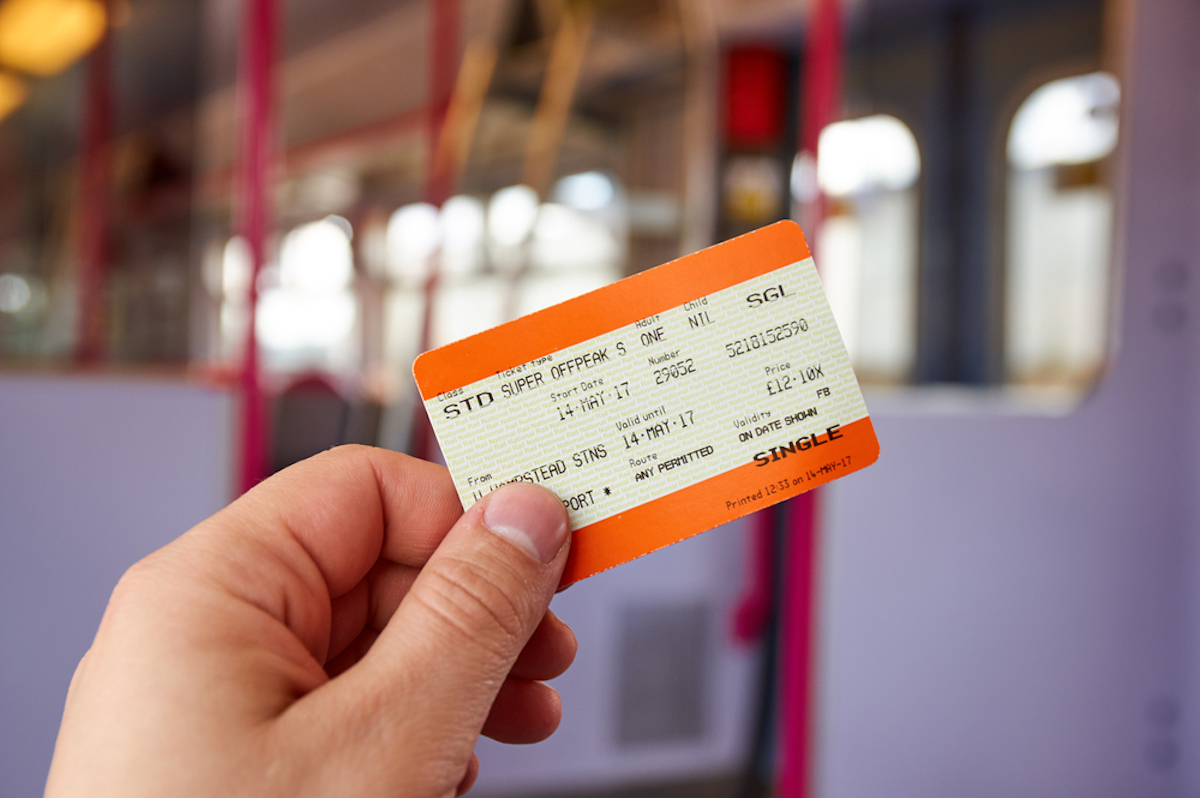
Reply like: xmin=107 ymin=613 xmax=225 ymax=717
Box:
xmin=270 ymin=373 xmax=381 ymax=473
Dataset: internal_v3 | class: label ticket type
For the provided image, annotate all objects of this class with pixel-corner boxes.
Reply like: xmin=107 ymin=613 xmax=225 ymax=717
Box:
xmin=414 ymin=220 xmax=879 ymax=586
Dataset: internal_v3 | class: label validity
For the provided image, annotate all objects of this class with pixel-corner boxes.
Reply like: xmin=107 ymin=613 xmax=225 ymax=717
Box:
xmin=414 ymin=220 xmax=879 ymax=586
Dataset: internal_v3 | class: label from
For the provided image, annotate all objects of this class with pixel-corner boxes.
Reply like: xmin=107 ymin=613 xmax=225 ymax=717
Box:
xmin=413 ymin=220 xmax=879 ymax=586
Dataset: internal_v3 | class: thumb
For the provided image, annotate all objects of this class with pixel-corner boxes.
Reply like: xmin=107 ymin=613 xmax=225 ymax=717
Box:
xmin=314 ymin=482 xmax=570 ymax=792
xmin=384 ymin=479 xmax=570 ymax=692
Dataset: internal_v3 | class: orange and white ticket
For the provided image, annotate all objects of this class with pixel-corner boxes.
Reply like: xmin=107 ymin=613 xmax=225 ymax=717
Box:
xmin=414 ymin=220 xmax=879 ymax=586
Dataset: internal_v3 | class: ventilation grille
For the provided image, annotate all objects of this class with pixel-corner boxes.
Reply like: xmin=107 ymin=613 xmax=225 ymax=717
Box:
xmin=616 ymin=601 xmax=710 ymax=746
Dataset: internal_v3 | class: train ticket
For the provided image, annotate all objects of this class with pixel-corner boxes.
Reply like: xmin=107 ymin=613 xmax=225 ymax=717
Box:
xmin=414 ymin=220 xmax=879 ymax=586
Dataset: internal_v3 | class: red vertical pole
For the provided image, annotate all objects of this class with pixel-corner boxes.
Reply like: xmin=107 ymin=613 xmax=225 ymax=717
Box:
xmin=733 ymin=508 xmax=776 ymax=643
xmin=76 ymin=20 xmax=112 ymax=364
xmin=410 ymin=0 xmax=459 ymax=462
xmin=778 ymin=490 xmax=821 ymax=797
xmin=778 ymin=0 xmax=842 ymax=796
xmin=800 ymin=0 xmax=843 ymax=170
xmin=425 ymin=0 xmax=459 ymax=208
xmin=237 ymin=0 xmax=277 ymax=493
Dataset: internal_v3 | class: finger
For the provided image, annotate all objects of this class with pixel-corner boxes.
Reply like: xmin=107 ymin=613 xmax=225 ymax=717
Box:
xmin=197 ymin=446 xmax=460 ymax=660
xmin=456 ymin=754 xmax=479 ymax=796
xmin=233 ymin=446 xmax=459 ymax=590
xmin=324 ymin=627 xmax=378 ymax=678
xmin=480 ymin=678 xmax=563 ymax=744
xmin=327 ymin=580 xmax=369 ymax=663
xmin=364 ymin=559 xmax=421 ymax=631
xmin=509 ymin=610 xmax=577 ymax=681
xmin=310 ymin=482 xmax=570 ymax=791
xmin=377 ymin=481 xmax=569 ymax=685
xmin=362 ymin=565 xmax=573 ymax=679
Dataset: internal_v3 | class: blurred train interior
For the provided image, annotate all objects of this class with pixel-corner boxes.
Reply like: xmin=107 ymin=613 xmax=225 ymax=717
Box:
xmin=4 ymin=0 xmax=1200 ymax=795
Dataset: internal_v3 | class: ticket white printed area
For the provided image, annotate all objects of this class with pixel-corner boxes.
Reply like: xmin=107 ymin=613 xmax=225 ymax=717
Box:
xmin=414 ymin=221 xmax=879 ymax=586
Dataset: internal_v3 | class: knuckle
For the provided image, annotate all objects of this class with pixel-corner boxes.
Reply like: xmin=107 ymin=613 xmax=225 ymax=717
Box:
xmin=110 ymin=555 xmax=160 ymax=604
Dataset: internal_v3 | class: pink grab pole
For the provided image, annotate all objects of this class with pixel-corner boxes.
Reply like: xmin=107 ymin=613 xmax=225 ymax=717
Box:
xmin=778 ymin=0 xmax=842 ymax=795
xmin=236 ymin=0 xmax=277 ymax=494
xmin=76 ymin=20 xmax=112 ymax=364
xmin=409 ymin=0 xmax=459 ymax=463
xmin=778 ymin=490 xmax=821 ymax=797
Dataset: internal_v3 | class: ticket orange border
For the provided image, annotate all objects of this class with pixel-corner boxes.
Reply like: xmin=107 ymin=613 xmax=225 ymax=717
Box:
xmin=413 ymin=219 xmax=879 ymax=586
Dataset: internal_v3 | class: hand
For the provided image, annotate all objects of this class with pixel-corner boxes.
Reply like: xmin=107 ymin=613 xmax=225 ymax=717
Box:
xmin=46 ymin=446 xmax=575 ymax=797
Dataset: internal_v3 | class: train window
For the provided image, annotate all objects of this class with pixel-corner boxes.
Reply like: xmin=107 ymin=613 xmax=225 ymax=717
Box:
xmin=1004 ymin=71 xmax=1119 ymax=389
xmin=431 ymin=195 xmax=502 ymax=348
xmin=430 ymin=276 xmax=507 ymax=349
xmin=383 ymin=174 xmax=624 ymax=357
xmin=515 ymin=172 xmax=625 ymax=315
xmin=487 ymin=185 xmax=540 ymax=275
xmin=811 ymin=114 xmax=920 ymax=384
xmin=257 ymin=216 xmax=359 ymax=374
xmin=0 ymin=272 xmax=33 ymax=314
xmin=211 ymin=235 xmax=251 ymax=365
xmin=439 ymin=195 xmax=487 ymax=279
xmin=386 ymin=203 xmax=441 ymax=285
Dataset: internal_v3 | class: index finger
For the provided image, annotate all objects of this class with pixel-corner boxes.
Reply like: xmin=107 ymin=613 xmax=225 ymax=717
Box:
xmin=249 ymin=445 xmax=464 ymax=579
xmin=206 ymin=446 xmax=461 ymax=605
xmin=193 ymin=446 xmax=463 ymax=663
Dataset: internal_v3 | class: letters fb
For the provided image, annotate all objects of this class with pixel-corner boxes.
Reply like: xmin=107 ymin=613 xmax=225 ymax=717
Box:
xmin=414 ymin=220 xmax=880 ymax=587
